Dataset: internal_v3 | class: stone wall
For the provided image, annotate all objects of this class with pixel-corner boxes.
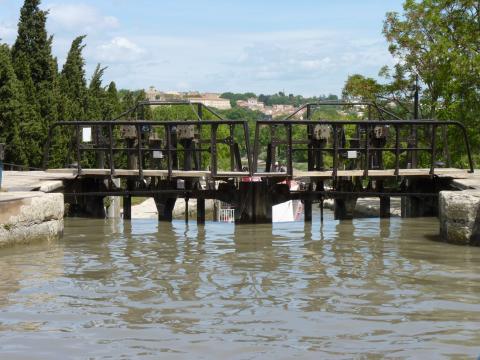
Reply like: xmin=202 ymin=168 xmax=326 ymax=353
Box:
xmin=439 ymin=190 xmax=480 ymax=245
xmin=0 ymin=193 xmax=64 ymax=247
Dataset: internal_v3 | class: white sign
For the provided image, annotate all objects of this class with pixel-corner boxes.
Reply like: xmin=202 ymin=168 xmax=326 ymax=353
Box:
xmin=153 ymin=151 xmax=163 ymax=159
xmin=82 ymin=127 xmax=92 ymax=142
xmin=347 ymin=151 xmax=357 ymax=159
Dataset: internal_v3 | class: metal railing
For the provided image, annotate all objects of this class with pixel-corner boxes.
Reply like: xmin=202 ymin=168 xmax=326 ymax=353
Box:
xmin=43 ymin=120 xmax=252 ymax=179
xmin=283 ymin=101 xmax=403 ymax=121
xmin=252 ymin=119 xmax=474 ymax=177
xmin=44 ymin=119 xmax=474 ymax=180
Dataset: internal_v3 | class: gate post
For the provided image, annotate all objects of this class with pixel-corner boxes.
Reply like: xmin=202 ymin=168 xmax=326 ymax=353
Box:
xmin=0 ymin=143 xmax=4 ymax=189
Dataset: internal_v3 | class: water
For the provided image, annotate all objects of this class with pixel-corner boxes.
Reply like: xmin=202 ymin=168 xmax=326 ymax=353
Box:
xmin=1 ymin=211 xmax=480 ymax=359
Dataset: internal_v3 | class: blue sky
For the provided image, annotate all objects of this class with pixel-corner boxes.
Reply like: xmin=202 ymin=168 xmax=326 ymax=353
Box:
xmin=0 ymin=0 xmax=404 ymax=96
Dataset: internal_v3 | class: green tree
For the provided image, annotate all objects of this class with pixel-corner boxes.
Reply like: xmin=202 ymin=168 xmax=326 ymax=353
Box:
xmin=342 ymin=74 xmax=383 ymax=102
xmin=86 ymin=64 xmax=107 ymax=120
xmin=383 ymin=0 xmax=480 ymax=163
xmin=104 ymin=81 xmax=121 ymax=120
xmin=11 ymin=0 xmax=59 ymax=167
xmin=59 ymin=35 xmax=87 ymax=121
xmin=0 ymin=44 xmax=28 ymax=166
xmin=49 ymin=35 xmax=89 ymax=167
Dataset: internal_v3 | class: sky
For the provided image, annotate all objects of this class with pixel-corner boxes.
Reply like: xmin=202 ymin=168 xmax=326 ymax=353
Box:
xmin=0 ymin=0 xmax=404 ymax=96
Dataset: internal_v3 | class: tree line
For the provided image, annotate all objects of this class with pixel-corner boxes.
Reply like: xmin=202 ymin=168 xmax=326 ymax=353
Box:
xmin=342 ymin=0 xmax=479 ymax=166
xmin=220 ymin=92 xmax=338 ymax=108
xmin=0 ymin=0 xmax=147 ymax=168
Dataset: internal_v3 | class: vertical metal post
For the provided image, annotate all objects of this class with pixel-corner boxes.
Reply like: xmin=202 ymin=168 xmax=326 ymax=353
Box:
xmin=414 ymin=76 xmax=419 ymax=120
xmin=185 ymin=198 xmax=189 ymax=223
xmin=95 ymin=126 xmax=105 ymax=169
xmin=136 ymin=124 xmax=143 ymax=182
xmin=363 ymin=124 xmax=369 ymax=178
xmin=252 ymin=123 xmax=260 ymax=174
xmin=307 ymin=105 xmax=314 ymax=171
xmin=412 ymin=75 xmax=419 ymax=168
xmin=265 ymin=143 xmax=273 ymax=172
xmin=197 ymin=104 xmax=203 ymax=170
xmin=244 ymin=121 xmax=253 ymax=176
xmin=0 ymin=143 xmax=4 ymax=189
xmin=210 ymin=124 xmax=218 ymax=177
xmin=286 ymin=124 xmax=293 ymax=177
xmin=395 ymin=125 xmax=400 ymax=177
xmin=332 ymin=124 xmax=338 ymax=179
xmin=230 ymin=124 xmax=235 ymax=171
xmin=124 ymin=134 xmax=136 ymax=221
xmin=270 ymin=126 xmax=277 ymax=171
xmin=108 ymin=124 xmax=115 ymax=176
xmin=166 ymin=124 xmax=172 ymax=178
xmin=430 ymin=124 xmax=437 ymax=176
xmin=76 ymin=125 xmax=81 ymax=175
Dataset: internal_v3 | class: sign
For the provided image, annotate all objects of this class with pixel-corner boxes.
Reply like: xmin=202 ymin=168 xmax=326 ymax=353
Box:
xmin=347 ymin=151 xmax=357 ymax=159
xmin=82 ymin=127 xmax=92 ymax=142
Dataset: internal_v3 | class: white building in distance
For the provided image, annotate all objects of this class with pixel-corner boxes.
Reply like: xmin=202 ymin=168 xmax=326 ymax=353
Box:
xmin=186 ymin=93 xmax=231 ymax=110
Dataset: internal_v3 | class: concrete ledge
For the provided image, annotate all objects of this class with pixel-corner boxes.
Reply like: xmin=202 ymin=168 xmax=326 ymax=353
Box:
xmin=0 ymin=192 xmax=64 ymax=247
xmin=439 ymin=190 xmax=480 ymax=245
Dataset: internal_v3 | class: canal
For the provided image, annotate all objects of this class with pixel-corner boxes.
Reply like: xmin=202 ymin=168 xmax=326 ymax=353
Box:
xmin=0 ymin=209 xmax=480 ymax=359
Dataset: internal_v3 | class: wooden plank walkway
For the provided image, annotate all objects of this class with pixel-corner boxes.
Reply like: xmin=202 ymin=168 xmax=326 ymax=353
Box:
xmin=44 ymin=168 xmax=472 ymax=179
xmin=46 ymin=169 xmax=251 ymax=178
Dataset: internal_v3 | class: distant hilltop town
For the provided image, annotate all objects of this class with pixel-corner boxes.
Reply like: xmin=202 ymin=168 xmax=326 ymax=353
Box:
xmin=145 ymin=86 xmax=308 ymax=118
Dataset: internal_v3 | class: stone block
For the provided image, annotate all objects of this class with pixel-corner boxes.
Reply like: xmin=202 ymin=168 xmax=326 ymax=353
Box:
xmin=439 ymin=190 xmax=480 ymax=245
xmin=0 ymin=193 xmax=64 ymax=247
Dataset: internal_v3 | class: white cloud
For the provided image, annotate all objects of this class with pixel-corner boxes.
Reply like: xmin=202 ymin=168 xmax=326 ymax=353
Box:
xmin=86 ymin=29 xmax=394 ymax=95
xmin=0 ymin=22 xmax=16 ymax=43
xmin=47 ymin=3 xmax=119 ymax=32
xmin=94 ymin=37 xmax=145 ymax=63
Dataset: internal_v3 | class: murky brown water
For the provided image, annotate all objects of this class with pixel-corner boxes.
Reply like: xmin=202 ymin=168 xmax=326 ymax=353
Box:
xmin=1 ymin=210 xmax=480 ymax=359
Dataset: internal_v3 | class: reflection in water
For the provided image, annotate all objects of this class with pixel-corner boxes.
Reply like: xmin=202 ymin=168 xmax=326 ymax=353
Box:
xmin=1 ymin=211 xmax=480 ymax=359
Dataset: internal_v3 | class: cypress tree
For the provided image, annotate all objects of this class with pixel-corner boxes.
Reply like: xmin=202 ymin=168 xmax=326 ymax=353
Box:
xmin=0 ymin=44 xmax=28 ymax=167
xmin=49 ymin=35 xmax=88 ymax=167
xmin=86 ymin=64 xmax=107 ymax=120
xmin=12 ymin=0 xmax=59 ymax=167
xmin=60 ymin=35 xmax=87 ymax=121
xmin=104 ymin=81 xmax=121 ymax=120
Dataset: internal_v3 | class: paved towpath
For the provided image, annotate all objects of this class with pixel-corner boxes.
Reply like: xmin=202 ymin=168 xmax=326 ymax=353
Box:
xmin=2 ymin=171 xmax=74 ymax=193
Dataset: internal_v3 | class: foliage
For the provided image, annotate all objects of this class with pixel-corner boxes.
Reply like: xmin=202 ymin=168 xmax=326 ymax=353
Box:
xmin=10 ymin=0 xmax=59 ymax=167
xmin=221 ymin=91 xmax=338 ymax=108
xmin=343 ymin=0 xmax=479 ymax=166
xmin=0 ymin=44 xmax=28 ymax=166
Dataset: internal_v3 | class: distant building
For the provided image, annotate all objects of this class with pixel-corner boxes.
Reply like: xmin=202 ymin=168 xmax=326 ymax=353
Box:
xmin=144 ymin=88 xmax=231 ymax=109
xmin=237 ymin=97 xmax=265 ymax=111
xmin=186 ymin=93 xmax=231 ymax=110
xmin=145 ymin=86 xmax=161 ymax=101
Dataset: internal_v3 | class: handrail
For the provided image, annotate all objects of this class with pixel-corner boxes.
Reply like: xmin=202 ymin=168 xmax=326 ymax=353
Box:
xmin=43 ymin=120 xmax=249 ymax=176
xmin=283 ymin=101 xmax=403 ymax=121
xmin=253 ymin=119 xmax=474 ymax=175
xmin=44 ymin=119 xmax=474 ymax=177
